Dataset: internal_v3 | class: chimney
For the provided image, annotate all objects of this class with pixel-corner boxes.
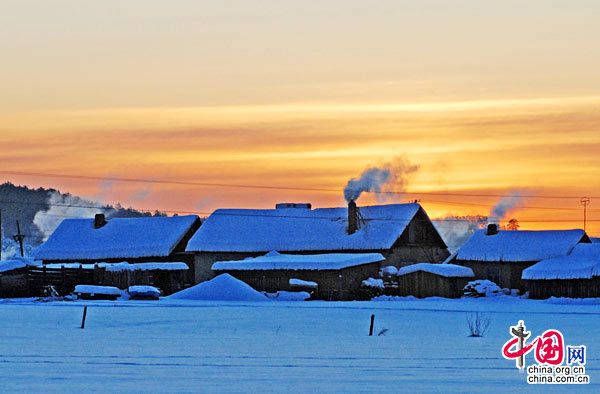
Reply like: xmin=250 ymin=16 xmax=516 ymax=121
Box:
xmin=347 ymin=200 xmax=358 ymax=235
xmin=94 ymin=213 xmax=107 ymax=229
xmin=486 ymin=223 xmax=498 ymax=236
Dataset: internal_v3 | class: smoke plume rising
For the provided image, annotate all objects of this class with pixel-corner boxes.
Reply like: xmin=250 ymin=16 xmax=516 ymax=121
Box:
xmin=343 ymin=158 xmax=419 ymax=202
xmin=488 ymin=192 xmax=524 ymax=224
xmin=433 ymin=215 xmax=487 ymax=253
xmin=34 ymin=192 xmax=109 ymax=241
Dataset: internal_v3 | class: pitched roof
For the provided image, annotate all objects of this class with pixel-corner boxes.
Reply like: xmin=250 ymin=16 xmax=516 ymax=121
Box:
xmin=397 ymin=263 xmax=474 ymax=278
xmin=35 ymin=215 xmax=199 ymax=261
xmin=522 ymin=243 xmax=600 ymax=280
xmin=212 ymin=251 xmax=385 ymax=271
xmin=186 ymin=203 xmax=422 ymax=253
xmin=454 ymin=229 xmax=587 ymax=263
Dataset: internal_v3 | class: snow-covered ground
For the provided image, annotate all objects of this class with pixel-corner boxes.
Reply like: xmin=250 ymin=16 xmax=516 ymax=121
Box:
xmin=0 ymin=297 xmax=598 ymax=392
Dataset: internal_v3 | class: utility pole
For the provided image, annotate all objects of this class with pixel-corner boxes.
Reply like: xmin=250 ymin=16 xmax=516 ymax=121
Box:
xmin=581 ymin=197 xmax=591 ymax=232
xmin=13 ymin=220 xmax=25 ymax=258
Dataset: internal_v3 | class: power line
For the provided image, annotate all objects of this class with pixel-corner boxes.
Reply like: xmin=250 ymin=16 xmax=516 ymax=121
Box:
xmin=2 ymin=170 xmax=599 ymax=199
xmin=0 ymin=197 xmax=598 ymax=222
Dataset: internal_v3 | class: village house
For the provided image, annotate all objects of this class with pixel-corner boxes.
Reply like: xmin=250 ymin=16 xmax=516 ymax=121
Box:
xmin=449 ymin=224 xmax=590 ymax=290
xmin=33 ymin=214 xmax=201 ymax=291
xmin=522 ymin=243 xmax=600 ymax=299
xmin=396 ymin=263 xmax=474 ymax=298
xmin=212 ymin=251 xmax=385 ymax=300
xmin=185 ymin=201 xmax=450 ymax=283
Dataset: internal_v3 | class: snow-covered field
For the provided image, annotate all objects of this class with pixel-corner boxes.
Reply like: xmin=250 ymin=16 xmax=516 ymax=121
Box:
xmin=0 ymin=297 xmax=598 ymax=392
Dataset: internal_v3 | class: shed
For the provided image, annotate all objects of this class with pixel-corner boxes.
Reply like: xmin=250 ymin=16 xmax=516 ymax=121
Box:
xmin=396 ymin=263 xmax=474 ymax=298
xmin=449 ymin=226 xmax=589 ymax=290
xmin=522 ymin=243 xmax=600 ymax=299
xmin=212 ymin=251 xmax=385 ymax=300
xmin=187 ymin=202 xmax=449 ymax=282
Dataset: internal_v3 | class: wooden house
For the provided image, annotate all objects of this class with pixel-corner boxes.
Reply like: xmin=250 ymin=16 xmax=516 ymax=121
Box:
xmin=396 ymin=263 xmax=474 ymax=298
xmin=34 ymin=214 xmax=201 ymax=285
xmin=522 ymin=243 xmax=600 ymax=299
xmin=449 ymin=224 xmax=590 ymax=290
xmin=186 ymin=202 xmax=450 ymax=283
xmin=212 ymin=251 xmax=385 ymax=300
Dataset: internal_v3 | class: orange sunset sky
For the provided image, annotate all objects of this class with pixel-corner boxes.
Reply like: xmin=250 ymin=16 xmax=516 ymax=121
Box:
xmin=1 ymin=1 xmax=600 ymax=236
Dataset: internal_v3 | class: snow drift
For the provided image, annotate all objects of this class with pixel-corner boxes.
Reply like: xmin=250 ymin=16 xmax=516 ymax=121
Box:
xmin=167 ymin=274 xmax=268 ymax=301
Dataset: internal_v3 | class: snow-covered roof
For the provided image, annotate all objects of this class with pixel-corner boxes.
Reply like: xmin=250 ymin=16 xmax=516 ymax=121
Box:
xmin=397 ymin=263 xmax=474 ymax=278
xmin=522 ymin=243 xmax=600 ymax=280
xmin=454 ymin=229 xmax=587 ymax=263
xmin=212 ymin=251 xmax=385 ymax=271
xmin=35 ymin=215 xmax=199 ymax=261
xmin=186 ymin=203 xmax=422 ymax=252
xmin=0 ymin=258 xmax=36 ymax=273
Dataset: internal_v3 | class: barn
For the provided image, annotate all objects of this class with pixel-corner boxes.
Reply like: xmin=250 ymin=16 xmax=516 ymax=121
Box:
xmin=212 ymin=251 xmax=385 ymax=300
xmin=186 ymin=202 xmax=450 ymax=283
xmin=34 ymin=214 xmax=201 ymax=286
xmin=522 ymin=243 xmax=600 ymax=299
xmin=449 ymin=224 xmax=590 ymax=290
xmin=396 ymin=263 xmax=474 ymax=298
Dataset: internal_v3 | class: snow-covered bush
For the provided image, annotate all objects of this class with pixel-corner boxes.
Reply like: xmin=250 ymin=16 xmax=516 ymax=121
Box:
xmin=361 ymin=277 xmax=384 ymax=289
xmin=463 ymin=280 xmax=502 ymax=297
xmin=357 ymin=277 xmax=385 ymax=300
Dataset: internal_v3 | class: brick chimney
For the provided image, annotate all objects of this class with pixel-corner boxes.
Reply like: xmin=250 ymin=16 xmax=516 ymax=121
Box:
xmin=347 ymin=200 xmax=358 ymax=235
xmin=486 ymin=223 xmax=498 ymax=236
xmin=94 ymin=213 xmax=107 ymax=229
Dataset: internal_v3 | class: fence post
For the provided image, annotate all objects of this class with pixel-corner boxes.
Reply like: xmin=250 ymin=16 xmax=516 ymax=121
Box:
xmin=61 ymin=265 xmax=66 ymax=294
xmin=80 ymin=306 xmax=88 ymax=329
xmin=369 ymin=314 xmax=375 ymax=336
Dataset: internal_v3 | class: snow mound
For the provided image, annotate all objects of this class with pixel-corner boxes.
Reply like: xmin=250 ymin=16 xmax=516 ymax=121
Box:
xmin=74 ymin=285 xmax=123 ymax=296
xmin=167 ymin=274 xmax=268 ymax=301
xmin=265 ymin=291 xmax=311 ymax=301
xmin=128 ymin=286 xmax=161 ymax=298
xmin=289 ymin=278 xmax=318 ymax=289
xmin=397 ymin=263 xmax=474 ymax=278
xmin=380 ymin=265 xmax=398 ymax=276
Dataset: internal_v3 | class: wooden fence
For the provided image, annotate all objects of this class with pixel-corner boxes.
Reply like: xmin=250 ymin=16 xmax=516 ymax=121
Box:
xmin=26 ymin=265 xmax=188 ymax=296
xmin=27 ymin=265 xmax=101 ymax=296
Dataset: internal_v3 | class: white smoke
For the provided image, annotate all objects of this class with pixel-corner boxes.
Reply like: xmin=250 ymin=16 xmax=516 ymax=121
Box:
xmin=34 ymin=192 xmax=109 ymax=241
xmin=433 ymin=215 xmax=487 ymax=253
xmin=488 ymin=192 xmax=525 ymax=224
xmin=343 ymin=158 xmax=419 ymax=202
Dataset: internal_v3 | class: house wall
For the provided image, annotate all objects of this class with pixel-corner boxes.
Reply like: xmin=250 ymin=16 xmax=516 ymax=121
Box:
xmin=454 ymin=260 xmax=536 ymax=290
xmin=382 ymin=245 xmax=449 ymax=267
xmin=397 ymin=271 xmax=470 ymax=298
xmin=193 ymin=252 xmax=264 ymax=283
xmin=192 ymin=245 xmax=449 ymax=284
xmin=215 ymin=262 xmax=381 ymax=301
xmin=525 ymin=277 xmax=600 ymax=299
